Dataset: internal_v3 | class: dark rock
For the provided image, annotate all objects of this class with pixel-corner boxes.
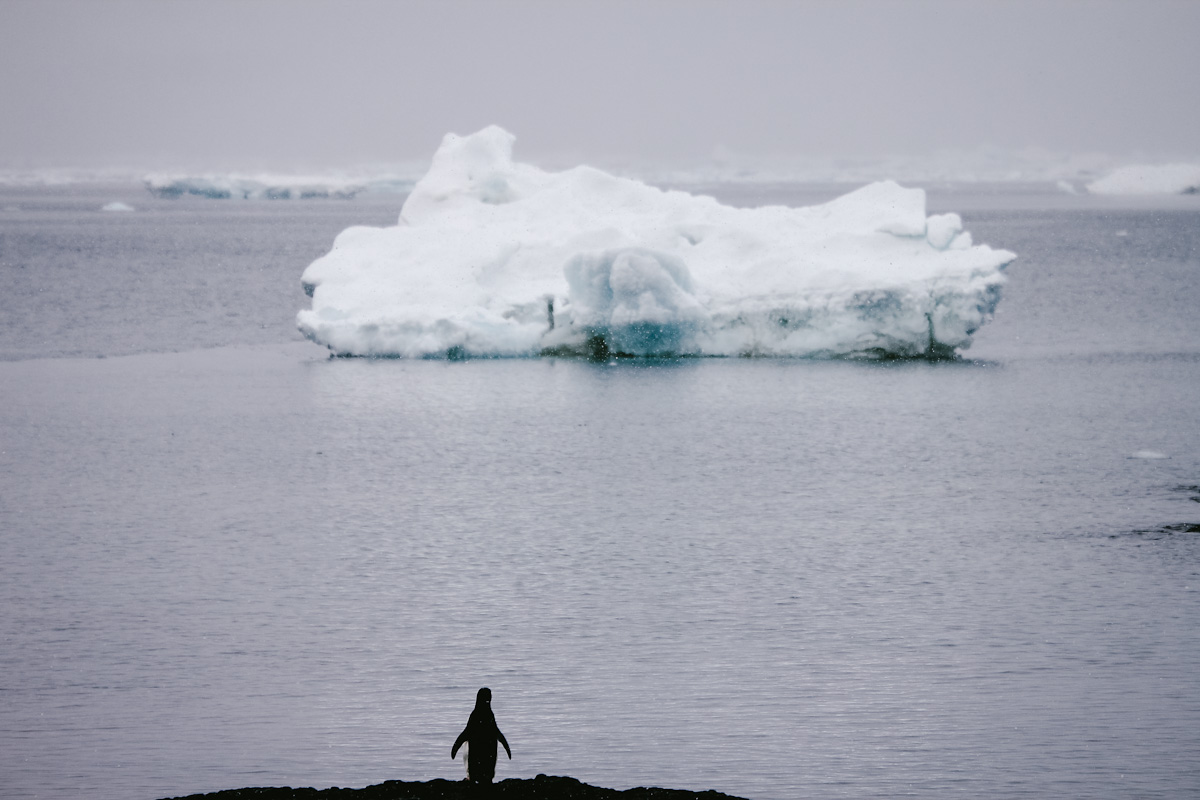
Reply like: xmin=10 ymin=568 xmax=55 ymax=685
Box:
xmin=160 ymin=776 xmax=750 ymax=800
xmin=1171 ymin=485 xmax=1200 ymax=503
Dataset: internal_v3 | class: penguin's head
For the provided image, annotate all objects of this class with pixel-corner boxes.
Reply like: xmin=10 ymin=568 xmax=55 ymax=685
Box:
xmin=477 ymin=687 xmax=491 ymax=706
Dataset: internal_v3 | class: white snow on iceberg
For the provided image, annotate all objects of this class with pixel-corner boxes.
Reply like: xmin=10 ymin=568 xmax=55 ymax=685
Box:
xmin=297 ymin=126 xmax=1015 ymax=359
xmin=1087 ymin=163 xmax=1200 ymax=195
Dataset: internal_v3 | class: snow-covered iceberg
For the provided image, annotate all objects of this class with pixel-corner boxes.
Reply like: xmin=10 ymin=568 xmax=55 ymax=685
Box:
xmin=297 ymin=127 xmax=1015 ymax=359
xmin=1087 ymin=163 xmax=1200 ymax=195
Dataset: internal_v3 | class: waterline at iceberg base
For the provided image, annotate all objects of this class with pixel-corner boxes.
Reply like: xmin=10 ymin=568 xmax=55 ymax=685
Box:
xmin=297 ymin=127 xmax=1015 ymax=360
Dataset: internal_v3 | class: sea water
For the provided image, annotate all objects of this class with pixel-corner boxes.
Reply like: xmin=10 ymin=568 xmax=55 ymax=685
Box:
xmin=0 ymin=184 xmax=1198 ymax=800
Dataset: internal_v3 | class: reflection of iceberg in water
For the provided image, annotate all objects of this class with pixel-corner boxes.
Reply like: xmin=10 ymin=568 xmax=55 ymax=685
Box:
xmin=297 ymin=126 xmax=1016 ymax=359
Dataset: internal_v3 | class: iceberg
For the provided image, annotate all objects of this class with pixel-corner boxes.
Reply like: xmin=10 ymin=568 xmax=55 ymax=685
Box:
xmin=297 ymin=127 xmax=1015 ymax=359
xmin=1087 ymin=163 xmax=1200 ymax=195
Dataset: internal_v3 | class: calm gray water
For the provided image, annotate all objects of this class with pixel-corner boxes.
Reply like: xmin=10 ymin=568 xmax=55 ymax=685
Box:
xmin=1 ymin=184 xmax=1198 ymax=800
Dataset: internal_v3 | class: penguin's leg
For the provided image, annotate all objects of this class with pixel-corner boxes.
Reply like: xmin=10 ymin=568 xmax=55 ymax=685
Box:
xmin=468 ymin=748 xmax=495 ymax=784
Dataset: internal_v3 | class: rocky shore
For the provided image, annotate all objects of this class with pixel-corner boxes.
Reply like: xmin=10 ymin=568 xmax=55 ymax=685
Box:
xmin=162 ymin=775 xmax=749 ymax=800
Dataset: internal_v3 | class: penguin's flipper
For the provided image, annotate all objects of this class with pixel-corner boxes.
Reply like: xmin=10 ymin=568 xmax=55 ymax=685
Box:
xmin=498 ymin=729 xmax=512 ymax=759
xmin=452 ymin=728 xmax=469 ymax=759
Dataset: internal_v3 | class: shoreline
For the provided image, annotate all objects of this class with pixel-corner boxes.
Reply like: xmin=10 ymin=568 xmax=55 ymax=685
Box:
xmin=161 ymin=775 xmax=750 ymax=800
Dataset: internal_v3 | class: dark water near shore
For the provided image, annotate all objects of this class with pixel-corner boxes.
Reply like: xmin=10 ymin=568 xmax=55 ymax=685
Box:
xmin=1 ymin=184 xmax=1198 ymax=800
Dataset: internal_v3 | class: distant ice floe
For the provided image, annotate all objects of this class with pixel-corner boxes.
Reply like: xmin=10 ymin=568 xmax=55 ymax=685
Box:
xmin=145 ymin=173 xmax=363 ymax=199
xmin=0 ymin=166 xmax=421 ymax=194
xmin=142 ymin=172 xmax=418 ymax=200
xmin=623 ymin=147 xmax=1122 ymax=187
xmin=0 ymin=167 xmax=144 ymax=186
xmin=297 ymin=126 xmax=1015 ymax=360
xmin=1087 ymin=164 xmax=1200 ymax=195
xmin=101 ymin=201 xmax=135 ymax=212
xmin=5 ymin=151 xmax=1198 ymax=196
xmin=1130 ymin=450 xmax=1170 ymax=460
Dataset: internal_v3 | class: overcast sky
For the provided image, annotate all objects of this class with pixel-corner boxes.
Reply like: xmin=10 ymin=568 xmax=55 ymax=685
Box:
xmin=1 ymin=0 xmax=1197 ymax=169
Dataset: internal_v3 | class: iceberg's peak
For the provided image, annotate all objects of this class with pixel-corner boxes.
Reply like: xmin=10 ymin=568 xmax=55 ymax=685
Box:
xmin=299 ymin=128 xmax=1015 ymax=360
xmin=401 ymin=125 xmax=541 ymax=221
xmin=428 ymin=125 xmax=516 ymax=192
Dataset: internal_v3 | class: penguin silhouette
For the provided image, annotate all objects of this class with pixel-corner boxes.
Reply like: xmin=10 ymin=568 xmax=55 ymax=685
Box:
xmin=451 ymin=687 xmax=511 ymax=783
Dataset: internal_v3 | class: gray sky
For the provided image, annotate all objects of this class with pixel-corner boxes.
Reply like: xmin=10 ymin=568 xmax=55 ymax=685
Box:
xmin=1 ymin=0 xmax=1197 ymax=169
